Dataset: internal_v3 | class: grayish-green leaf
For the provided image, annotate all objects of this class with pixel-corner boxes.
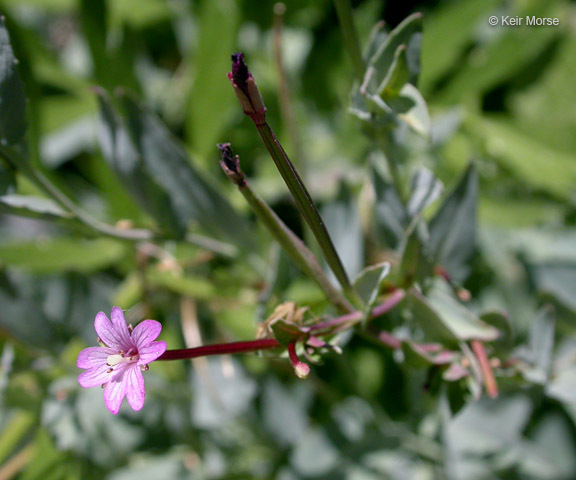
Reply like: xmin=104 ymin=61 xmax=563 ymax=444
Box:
xmin=429 ymin=164 xmax=477 ymax=284
xmin=372 ymin=164 xmax=407 ymax=248
xmin=322 ymin=181 xmax=364 ymax=279
xmin=120 ymin=94 xmax=253 ymax=247
xmin=407 ymin=167 xmax=443 ymax=218
xmin=0 ymin=237 xmax=126 ymax=273
xmin=0 ymin=17 xmax=26 ymax=145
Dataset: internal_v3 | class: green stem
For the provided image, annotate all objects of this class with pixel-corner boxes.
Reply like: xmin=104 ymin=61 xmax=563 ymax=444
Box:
xmin=333 ymin=0 xmax=365 ymax=80
xmin=238 ymin=178 xmax=354 ymax=314
xmin=255 ymin=122 xmax=360 ymax=306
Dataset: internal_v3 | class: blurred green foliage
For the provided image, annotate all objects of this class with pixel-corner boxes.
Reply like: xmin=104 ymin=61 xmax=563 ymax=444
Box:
xmin=0 ymin=0 xmax=575 ymax=478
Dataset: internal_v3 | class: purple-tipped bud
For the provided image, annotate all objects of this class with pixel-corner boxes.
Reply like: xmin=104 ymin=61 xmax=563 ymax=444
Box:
xmin=217 ymin=143 xmax=245 ymax=186
xmin=228 ymin=52 xmax=266 ymax=125
xmin=231 ymin=53 xmax=250 ymax=94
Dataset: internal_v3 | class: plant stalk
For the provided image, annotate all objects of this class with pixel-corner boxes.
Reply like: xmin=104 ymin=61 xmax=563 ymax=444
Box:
xmin=218 ymin=144 xmax=353 ymax=313
xmin=255 ymin=122 xmax=360 ymax=305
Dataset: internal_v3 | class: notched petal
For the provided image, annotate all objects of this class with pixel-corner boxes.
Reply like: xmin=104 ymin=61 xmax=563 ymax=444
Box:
xmin=132 ymin=320 xmax=162 ymax=348
xmin=104 ymin=376 xmax=127 ymax=415
xmin=138 ymin=341 xmax=167 ymax=364
xmin=125 ymin=367 xmax=145 ymax=411
xmin=78 ymin=365 xmax=110 ymax=388
xmin=77 ymin=346 xmax=115 ymax=369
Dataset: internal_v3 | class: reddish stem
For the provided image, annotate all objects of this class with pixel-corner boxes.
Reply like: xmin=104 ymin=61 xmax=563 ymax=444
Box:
xmin=471 ymin=340 xmax=498 ymax=398
xmin=309 ymin=289 xmax=405 ymax=332
xmin=158 ymin=339 xmax=280 ymax=361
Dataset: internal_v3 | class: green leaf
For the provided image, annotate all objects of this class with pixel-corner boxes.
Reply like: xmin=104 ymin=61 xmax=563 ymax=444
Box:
xmin=0 ymin=194 xmax=73 ymax=222
xmin=0 ymin=238 xmax=126 ymax=273
xmin=366 ymin=13 xmax=422 ymax=92
xmin=427 ymin=283 xmax=499 ymax=342
xmin=353 ymin=262 xmax=391 ymax=304
xmin=372 ymin=164 xmax=407 ymax=249
xmin=0 ymin=16 xmax=26 ymax=145
xmin=407 ymin=284 xmax=498 ymax=344
xmin=146 ymin=269 xmax=216 ymax=300
xmin=407 ymin=167 xmax=443 ymax=218
xmin=387 ymin=83 xmax=430 ymax=137
xmin=119 ymin=93 xmax=254 ymax=248
xmin=471 ymin=116 xmax=576 ymax=200
xmin=270 ymin=319 xmax=305 ymax=346
xmin=420 ymin=0 xmax=500 ymax=91
xmin=357 ymin=262 xmax=390 ymax=328
xmin=406 ymin=290 xmax=457 ymax=344
xmin=322 ymin=181 xmax=364 ymax=279
xmin=363 ymin=21 xmax=388 ymax=62
xmin=429 ymin=164 xmax=477 ymax=284
xmin=480 ymin=310 xmax=513 ymax=353
xmin=377 ymin=45 xmax=410 ymax=99
xmin=518 ymin=307 xmax=555 ymax=385
xmin=533 ymin=263 xmax=576 ymax=312
xmin=96 ymin=90 xmax=184 ymax=236
xmin=398 ymin=221 xmax=434 ymax=288
xmin=187 ymin=0 xmax=238 ymax=162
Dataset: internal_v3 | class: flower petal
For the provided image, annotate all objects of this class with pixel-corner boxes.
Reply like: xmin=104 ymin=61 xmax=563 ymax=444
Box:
xmin=95 ymin=310 xmax=131 ymax=351
xmin=125 ymin=366 xmax=145 ymax=411
xmin=138 ymin=341 xmax=167 ymax=365
xmin=131 ymin=320 xmax=162 ymax=349
xmin=104 ymin=372 xmax=128 ymax=415
xmin=77 ymin=346 xmax=115 ymax=369
xmin=78 ymin=364 xmax=110 ymax=388
xmin=111 ymin=307 xmax=133 ymax=346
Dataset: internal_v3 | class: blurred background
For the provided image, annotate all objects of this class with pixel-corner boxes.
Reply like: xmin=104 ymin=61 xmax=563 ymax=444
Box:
xmin=0 ymin=0 xmax=575 ymax=478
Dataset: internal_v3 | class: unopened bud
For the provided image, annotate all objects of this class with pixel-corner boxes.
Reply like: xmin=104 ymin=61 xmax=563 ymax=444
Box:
xmin=228 ymin=53 xmax=266 ymax=125
xmin=294 ymin=361 xmax=310 ymax=379
xmin=217 ymin=143 xmax=245 ymax=186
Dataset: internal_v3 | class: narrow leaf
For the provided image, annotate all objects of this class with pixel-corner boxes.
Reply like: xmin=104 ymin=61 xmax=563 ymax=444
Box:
xmin=120 ymin=93 xmax=253 ymax=248
xmin=429 ymin=164 xmax=478 ymax=283
xmin=0 ymin=17 xmax=26 ymax=145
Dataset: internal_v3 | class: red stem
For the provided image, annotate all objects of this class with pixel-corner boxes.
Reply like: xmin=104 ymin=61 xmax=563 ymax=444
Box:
xmin=308 ymin=289 xmax=405 ymax=332
xmin=158 ymin=339 xmax=280 ymax=361
xmin=471 ymin=340 xmax=498 ymax=398
xmin=157 ymin=292 xmax=405 ymax=362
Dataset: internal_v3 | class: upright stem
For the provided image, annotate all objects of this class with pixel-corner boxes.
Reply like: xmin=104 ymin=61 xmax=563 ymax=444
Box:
xmin=255 ymin=122 xmax=359 ymax=305
xmin=238 ymin=177 xmax=354 ymax=313
xmin=333 ymin=0 xmax=365 ymax=80
xmin=218 ymin=143 xmax=353 ymax=313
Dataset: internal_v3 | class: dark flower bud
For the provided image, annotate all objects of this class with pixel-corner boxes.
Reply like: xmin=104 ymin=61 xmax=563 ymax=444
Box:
xmin=217 ymin=143 xmax=245 ymax=186
xmin=228 ymin=52 xmax=266 ymax=125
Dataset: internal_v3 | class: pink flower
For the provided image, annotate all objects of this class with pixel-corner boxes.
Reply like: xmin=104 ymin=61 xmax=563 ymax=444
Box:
xmin=77 ymin=307 xmax=166 ymax=414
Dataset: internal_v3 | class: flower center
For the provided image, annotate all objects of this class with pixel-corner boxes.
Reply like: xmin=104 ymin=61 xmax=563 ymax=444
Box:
xmin=107 ymin=351 xmax=139 ymax=366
